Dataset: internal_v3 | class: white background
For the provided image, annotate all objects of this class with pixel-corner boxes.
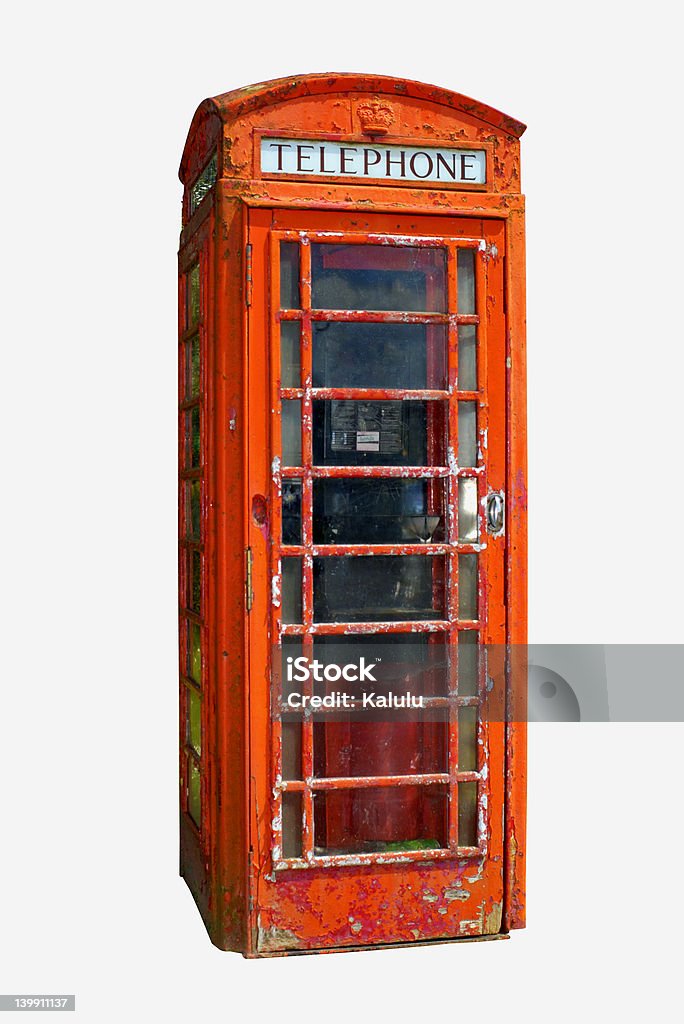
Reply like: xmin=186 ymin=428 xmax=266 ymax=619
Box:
xmin=2 ymin=2 xmax=683 ymax=1021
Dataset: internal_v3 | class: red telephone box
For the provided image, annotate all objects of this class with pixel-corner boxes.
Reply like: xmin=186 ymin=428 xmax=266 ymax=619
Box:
xmin=178 ymin=74 xmax=527 ymax=955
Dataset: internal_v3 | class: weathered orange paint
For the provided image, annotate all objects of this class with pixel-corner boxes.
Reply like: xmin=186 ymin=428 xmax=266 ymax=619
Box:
xmin=178 ymin=74 xmax=527 ymax=955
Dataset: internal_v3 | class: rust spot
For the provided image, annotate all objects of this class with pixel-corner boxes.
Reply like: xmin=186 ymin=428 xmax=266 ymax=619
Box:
xmin=485 ymin=900 xmax=503 ymax=934
xmin=257 ymin=922 xmax=300 ymax=952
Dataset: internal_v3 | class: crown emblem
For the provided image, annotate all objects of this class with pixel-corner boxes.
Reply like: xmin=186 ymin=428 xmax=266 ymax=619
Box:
xmin=357 ymin=99 xmax=394 ymax=136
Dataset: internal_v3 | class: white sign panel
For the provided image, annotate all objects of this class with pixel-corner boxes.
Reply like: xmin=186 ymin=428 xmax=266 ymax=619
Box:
xmin=261 ymin=138 xmax=486 ymax=185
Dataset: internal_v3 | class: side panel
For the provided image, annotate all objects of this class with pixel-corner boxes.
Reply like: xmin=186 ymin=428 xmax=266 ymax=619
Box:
xmin=179 ymin=208 xmax=214 ymax=932
xmin=246 ymin=207 xmax=274 ymax=954
xmin=179 ymin=194 xmax=251 ymax=952
xmin=503 ymin=204 xmax=527 ymax=930
xmin=211 ymin=194 xmax=250 ymax=949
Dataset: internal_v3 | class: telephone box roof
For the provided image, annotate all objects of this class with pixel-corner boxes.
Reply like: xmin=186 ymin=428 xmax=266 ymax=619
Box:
xmin=180 ymin=72 xmax=526 ymax=183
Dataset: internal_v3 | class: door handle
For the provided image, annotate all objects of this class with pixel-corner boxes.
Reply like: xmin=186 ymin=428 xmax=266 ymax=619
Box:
xmin=486 ymin=491 xmax=505 ymax=535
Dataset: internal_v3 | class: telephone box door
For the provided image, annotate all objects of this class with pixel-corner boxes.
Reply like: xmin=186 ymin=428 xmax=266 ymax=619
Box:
xmin=247 ymin=208 xmax=507 ymax=953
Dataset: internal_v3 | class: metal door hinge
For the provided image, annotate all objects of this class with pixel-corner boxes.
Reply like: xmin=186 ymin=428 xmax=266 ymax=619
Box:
xmin=245 ymin=243 xmax=253 ymax=306
xmin=245 ymin=546 xmax=254 ymax=611
xmin=248 ymin=849 xmax=255 ymax=912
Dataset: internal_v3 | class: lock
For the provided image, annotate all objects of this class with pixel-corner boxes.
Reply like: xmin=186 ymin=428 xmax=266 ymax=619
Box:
xmin=486 ymin=490 xmax=505 ymax=535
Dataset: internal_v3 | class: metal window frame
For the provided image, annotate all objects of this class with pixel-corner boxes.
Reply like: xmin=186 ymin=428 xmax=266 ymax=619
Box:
xmin=266 ymin=228 xmax=492 ymax=870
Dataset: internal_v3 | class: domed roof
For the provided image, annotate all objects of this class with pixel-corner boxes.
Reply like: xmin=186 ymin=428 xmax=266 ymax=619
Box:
xmin=180 ymin=72 xmax=526 ymax=183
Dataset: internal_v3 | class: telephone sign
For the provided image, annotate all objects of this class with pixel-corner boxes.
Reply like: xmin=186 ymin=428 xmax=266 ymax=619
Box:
xmin=260 ymin=137 xmax=487 ymax=184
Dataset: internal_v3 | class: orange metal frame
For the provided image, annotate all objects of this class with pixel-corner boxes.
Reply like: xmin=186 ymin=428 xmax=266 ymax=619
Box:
xmin=177 ymin=73 xmax=527 ymax=956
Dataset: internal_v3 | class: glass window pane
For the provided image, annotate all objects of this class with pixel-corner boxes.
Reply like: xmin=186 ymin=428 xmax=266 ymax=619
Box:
xmin=313 ymin=555 xmax=446 ymax=622
xmin=281 ymin=401 xmax=302 ymax=466
xmin=311 ymin=635 xmax=449 ymax=707
xmin=188 ymin=758 xmax=201 ymax=827
xmin=314 ymin=716 xmax=447 ymax=778
xmin=187 ymin=687 xmax=202 ymax=755
xmin=281 ymin=557 xmax=302 ymax=624
xmin=187 ymin=621 xmax=202 ymax=685
xmin=457 ymin=631 xmax=479 ymax=696
xmin=314 ymin=785 xmax=447 ymax=855
xmin=313 ymin=400 xmax=446 ymax=467
xmin=281 ymin=637 xmax=303 ymax=701
xmin=457 ymin=249 xmax=475 ymax=315
xmin=458 ymin=706 xmax=477 ymax=772
xmin=313 ymin=322 xmax=446 ymax=390
xmin=458 ymin=781 xmax=478 ymax=847
xmin=458 ymin=477 xmax=478 ymax=543
xmin=282 ymin=717 xmax=302 ymax=780
xmin=188 ymin=550 xmax=202 ymax=615
xmin=187 ymin=264 xmax=200 ymax=327
xmin=282 ymin=791 xmax=302 ymax=858
xmin=458 ymin=553 xmax=478 ymax=620
xmin=313 ymin=478 xmax=446 ymax=544
xmin=187 ymin=480 xmax=201 ymax=541
xmin=316 ymin=727 xmax=450 ymax=779
xmin=458 ymin=325 xmax=477 ymax=391
xmin=458 ymin=402 xmax=477 ymax=467
xmin=312 ymin=244 xmax=447 ymax=312
xmin=189 ymin=154 xmax=217 ymax=215
xmin=280 ymin=242 xmax=300 ymax=309
xmin=282 ymin=478 xmax=302 ymax=544
xmin=186 ymin=406 xmax=201 ymax=468
xmin=281 ymin=321 xmax=301 ymax=388
xmin=187 ymin=334 xmax=200 ymax=397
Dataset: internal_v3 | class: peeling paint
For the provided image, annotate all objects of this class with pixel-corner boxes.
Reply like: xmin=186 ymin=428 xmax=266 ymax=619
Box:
xmin=271 ymin=573 xmax=281 ymax=608
xmin=485 ymin=900 xmax=503 ymax=934
xmin=444 ymin=886 xmax=471 ymax=902
xmin=257 ymin=921 xmax=301 ymax=953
